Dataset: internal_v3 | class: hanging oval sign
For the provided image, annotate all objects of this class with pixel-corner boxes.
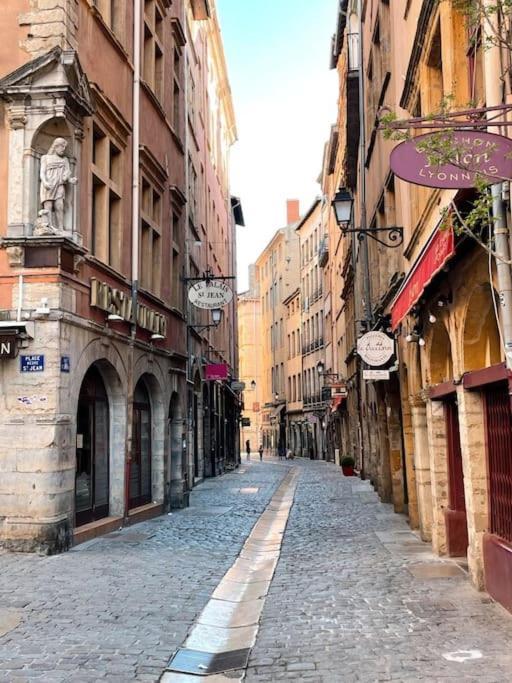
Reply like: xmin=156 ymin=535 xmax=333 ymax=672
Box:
xmin=390 ymin=130 xmax=512 ymax=189
xmin=357 ymin=331 xmax=394 ymax=367
xmin=188 ymin=280 xmax=233 ymax=309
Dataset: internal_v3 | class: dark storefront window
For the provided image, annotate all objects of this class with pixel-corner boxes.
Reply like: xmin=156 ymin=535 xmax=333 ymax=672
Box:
xmin=75 ymin=367 xmax=110 ymax=526
xmin=129 ymin=380 xmax=152 ymax=508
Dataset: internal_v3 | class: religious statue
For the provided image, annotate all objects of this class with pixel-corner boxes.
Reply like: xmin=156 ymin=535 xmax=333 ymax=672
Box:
xmin=39 ymin=137 xmax=77 ymax=233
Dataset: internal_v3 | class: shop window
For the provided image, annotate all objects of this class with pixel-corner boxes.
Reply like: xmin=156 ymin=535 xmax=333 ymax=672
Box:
xmin=91 ymin=125 xmax=122 ymax=271
xmin=140 ymin=177 xmax=162 ymax=295
xmin=423 ymin=20 xmax=444 ymax=112
xmin=75 ymin=366 xmax=109 ymax=527
xmin=130 ymin=379 xmax=152 ymax=509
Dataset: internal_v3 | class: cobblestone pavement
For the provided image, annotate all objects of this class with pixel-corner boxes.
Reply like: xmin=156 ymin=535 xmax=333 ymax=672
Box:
xmin=246 ymin=459 xmax=512 ymax=683
xmin=0 ymin=461 xmax=289 ymax=682
xmin=2 ymin=459 xmax=512 ymax=683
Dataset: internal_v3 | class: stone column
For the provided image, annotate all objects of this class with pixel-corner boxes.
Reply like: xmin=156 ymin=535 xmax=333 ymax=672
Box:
xmin=400 ymin=387 xmax=419 ymax=529
xmin=426 ymin=399 xmax=449 ymax=555
xmin=410 ymin=395 xmax=433 ymax=541
xmin=457 ymin=385 xmax=488 ymax=589
xmin=385 ymin=387 xmax=405 ymax=513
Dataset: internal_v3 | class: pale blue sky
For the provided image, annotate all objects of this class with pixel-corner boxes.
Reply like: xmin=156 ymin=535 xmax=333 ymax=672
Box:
xmin=216 ymin=0 xmax=338 ymax=291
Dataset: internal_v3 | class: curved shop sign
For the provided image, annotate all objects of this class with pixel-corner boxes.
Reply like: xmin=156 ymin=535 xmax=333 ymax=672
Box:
xmin=188 ymin=280 xmax=233 ymax=309
xmin=357 ymin=331 xmax=394 ymax=367
xmin=390 ymin=131 xmax=512 ymax=189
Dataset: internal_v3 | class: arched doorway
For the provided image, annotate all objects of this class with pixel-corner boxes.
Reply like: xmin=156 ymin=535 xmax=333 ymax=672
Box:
xmin=129 ymin=379 xmax=152 ymax=509
xmin=75 ymin=366 xmax=110 ymax=526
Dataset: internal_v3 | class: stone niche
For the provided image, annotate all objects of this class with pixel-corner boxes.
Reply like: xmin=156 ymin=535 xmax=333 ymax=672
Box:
xmin=0 ymin=46 xmax=93 ymax=253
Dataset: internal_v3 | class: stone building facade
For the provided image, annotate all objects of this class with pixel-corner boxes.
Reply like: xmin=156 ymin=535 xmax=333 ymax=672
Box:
xmin=255 ymin=201 xmax=301 ymax=456
xmin=237 ymin=267 xmax=263 ymax=454
xmin=283 ymin=287 xmax=303 ymax=456
xmin=0 ymin=0 xmax=239 ymax=552
xmin=323 ymin=0 xmax=512 ymax=614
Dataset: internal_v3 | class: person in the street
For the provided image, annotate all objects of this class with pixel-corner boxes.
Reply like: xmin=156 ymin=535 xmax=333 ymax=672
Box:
xmin=258 ymin=444 xmax=263 ymax=461
xmin=246 ymin=439 xmax=251 ymax=460
xmin=278 ymin=444 xmax=285 ymax=460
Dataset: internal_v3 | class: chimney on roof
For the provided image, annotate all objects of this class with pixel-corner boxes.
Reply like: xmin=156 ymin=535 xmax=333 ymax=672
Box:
xmin=286 ymin=199 xmax=300 ymax=225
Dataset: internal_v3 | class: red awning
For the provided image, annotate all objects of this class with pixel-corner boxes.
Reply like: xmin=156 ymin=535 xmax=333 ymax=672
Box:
xmin=391 ymin=225 xmax=455 ymax=329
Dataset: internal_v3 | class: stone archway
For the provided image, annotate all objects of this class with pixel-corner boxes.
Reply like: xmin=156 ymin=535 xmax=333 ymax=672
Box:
xmin=72 ymin=343 xmax=128 ymax=522
xmin=463 ymin=283 xmax=502 ymax=372
xmin=131 ymin=369 xmax=166 ymax=508
xmin=429 ymin=322 xmax=454 ymax=385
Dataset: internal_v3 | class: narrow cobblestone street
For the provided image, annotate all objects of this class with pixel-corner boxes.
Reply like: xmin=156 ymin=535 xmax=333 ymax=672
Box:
xmin=1 ymin=459 xmax=512 ymax=683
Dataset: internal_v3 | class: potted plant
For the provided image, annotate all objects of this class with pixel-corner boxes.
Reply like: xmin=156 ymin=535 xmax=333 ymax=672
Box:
xmin=341 ymin=456 xmax=355 ymax=477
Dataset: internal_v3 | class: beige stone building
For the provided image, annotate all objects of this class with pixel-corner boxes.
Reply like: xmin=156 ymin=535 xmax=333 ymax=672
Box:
xmin=296 ymin=199 xmax=328 ymax=460
xmin=283 ymin=287 xmax=303 ymax=456
xmin=324 ymin=0 xmax=512 ymax=614
xmin=237 ymin=266 xmax=263 ymax=454
xmin=255 ymin=200 xmax=301 ymax=455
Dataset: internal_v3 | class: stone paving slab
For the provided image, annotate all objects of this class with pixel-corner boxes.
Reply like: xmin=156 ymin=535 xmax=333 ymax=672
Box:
xmin=244 ymin=458 xmax=512 ymax=683
xmin=0 ymin=462 xmax=290 ymax=682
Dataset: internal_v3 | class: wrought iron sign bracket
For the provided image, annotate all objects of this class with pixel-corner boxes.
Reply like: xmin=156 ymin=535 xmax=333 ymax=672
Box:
xmin=343 ymin=226 xmax=404 ymax=248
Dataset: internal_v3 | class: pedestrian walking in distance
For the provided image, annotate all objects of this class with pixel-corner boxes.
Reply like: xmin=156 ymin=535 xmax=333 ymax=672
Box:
xmin=258 ymin=444 xmax=263 ymax=461
xmin=246 ymin=440 xmax=251 ymax=460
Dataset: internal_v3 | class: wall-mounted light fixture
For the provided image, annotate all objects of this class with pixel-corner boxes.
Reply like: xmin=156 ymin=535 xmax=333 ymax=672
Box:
xmin=332 ymin=187 xmax=404 ymax=248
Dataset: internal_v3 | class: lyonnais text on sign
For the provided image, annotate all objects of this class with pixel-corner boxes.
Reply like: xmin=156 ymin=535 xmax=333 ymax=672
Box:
xmin=390 ymin=131 xmax=512 ymax=189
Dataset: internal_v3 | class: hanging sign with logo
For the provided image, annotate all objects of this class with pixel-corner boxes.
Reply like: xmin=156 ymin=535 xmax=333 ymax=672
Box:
xmin=205 ymin=363 xmax=229 ymax=381
xmin=390 ymin=131 xmax=512 ymax=189
xmin=188 ymin=280 xmax=233 ymax=310
xmin=357 ymin=331 xmax=394 ymax=367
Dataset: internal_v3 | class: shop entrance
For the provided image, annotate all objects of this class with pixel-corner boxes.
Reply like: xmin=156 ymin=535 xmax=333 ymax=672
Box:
xmin=444 ymin=397 xmax=468 ymax=556
xmin=129 ymin=380 xmax=152 ymax=509
xmin=75 ymin=366 xmax=110 ymax=526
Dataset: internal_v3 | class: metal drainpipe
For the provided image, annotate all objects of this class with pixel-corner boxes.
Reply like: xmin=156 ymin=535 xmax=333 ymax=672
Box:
xmin=125 ymin=0 xmax=142 ymax=519
xmin=482 ymin=0 xmax=512 ymax=371
xmin=355 ymin=0 xmax=371 ymax=478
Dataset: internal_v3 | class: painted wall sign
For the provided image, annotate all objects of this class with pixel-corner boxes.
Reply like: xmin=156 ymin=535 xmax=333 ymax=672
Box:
xmin=21 ymin=354 xmax=45 ymax=373
xmin=205 ymin=363 xmax=229 ymax=381
xmin=0 ymin=336 xmax=17 ymax=358
xmin=363 ymin=369 xmax=390 ymax=380
xmin=252 ymin=402 xmax=260 ymax=412
xmin=61 ymin=356 xmax=70 ymax=373
xmin=90 ymin=278 xmax=167 ymax=337
xmin=188 ymin=280 xmax=233 ymax=309
xmin=390 ymin=131 xmax=512 ymax=189
xmin=357 ymin=332 xmax=394 ymax=366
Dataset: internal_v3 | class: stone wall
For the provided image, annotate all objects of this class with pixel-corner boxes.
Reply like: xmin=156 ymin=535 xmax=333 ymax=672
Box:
xmin=19 ymin=0 xmax=79 ymax=57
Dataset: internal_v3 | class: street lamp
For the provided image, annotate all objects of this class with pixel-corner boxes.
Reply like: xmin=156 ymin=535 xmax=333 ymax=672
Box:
xmin=332 ymin=188 xmax=354 ymax=228
xmin=274 ymin=392 xmax=279 ymax=402
xmin=188 ymin=307 xmax=223 ymax=333
xmin=250 ymin=380 xmax=256 ymax=390
xmin=331 ymin=186 xmax=403 ymax=247
xmin=316 ymin=360 xmax=325 ymax=376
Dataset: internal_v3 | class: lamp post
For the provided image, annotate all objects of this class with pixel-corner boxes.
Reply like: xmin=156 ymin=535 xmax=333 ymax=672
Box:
xmin=331 ymin=188 xmax=403 ymax=248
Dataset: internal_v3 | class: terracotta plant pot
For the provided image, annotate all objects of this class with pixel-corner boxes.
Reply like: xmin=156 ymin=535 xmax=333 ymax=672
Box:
xmin=342 ymin=465 xmax=354 ymax=476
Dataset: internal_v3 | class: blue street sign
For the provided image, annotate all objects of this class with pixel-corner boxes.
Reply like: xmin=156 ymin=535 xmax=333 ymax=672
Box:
xmin=60 ymin=356 xmax=70 ymax=373
xmin=20 ymin=355 xmax=45 ymax=373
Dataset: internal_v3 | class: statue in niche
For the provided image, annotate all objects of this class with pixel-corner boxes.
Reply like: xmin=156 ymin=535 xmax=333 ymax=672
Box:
xmin=39 ymin=137 xmax=77 ymax=233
